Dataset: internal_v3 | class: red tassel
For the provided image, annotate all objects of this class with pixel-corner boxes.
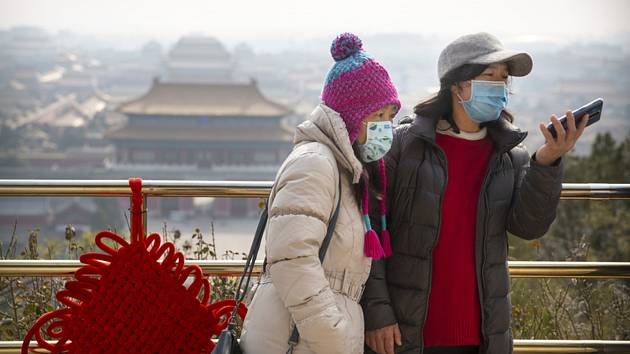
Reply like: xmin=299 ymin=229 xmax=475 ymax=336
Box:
xmin=364 ymin=229 xmax=385 ymax=259
xmin=128 ymin=177 xmax=144 ymax=244
xmin=381 ymin=229 xmax=393 ymax=257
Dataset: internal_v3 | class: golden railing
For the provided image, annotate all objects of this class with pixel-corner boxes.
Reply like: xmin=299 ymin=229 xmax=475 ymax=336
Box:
xmin=0 ymin=260 xmax=629 ymax=279
xmin=0 ymin=180 xmax=629 ymax=354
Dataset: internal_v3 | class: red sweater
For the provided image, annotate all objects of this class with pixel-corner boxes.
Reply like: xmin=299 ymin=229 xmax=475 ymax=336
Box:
xmin=423 ymin=132 xmax=494 ymax=348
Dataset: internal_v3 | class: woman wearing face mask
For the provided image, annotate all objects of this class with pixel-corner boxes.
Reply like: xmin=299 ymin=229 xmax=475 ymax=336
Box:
xmin=240 ymin=33 xmax=400 ymax=354
xmin=361 ymin=33 xmax=587 ymax=354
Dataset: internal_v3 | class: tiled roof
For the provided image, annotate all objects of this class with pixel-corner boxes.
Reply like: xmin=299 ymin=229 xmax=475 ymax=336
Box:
xmin=117 ymin=79 xmax=291 ymax=117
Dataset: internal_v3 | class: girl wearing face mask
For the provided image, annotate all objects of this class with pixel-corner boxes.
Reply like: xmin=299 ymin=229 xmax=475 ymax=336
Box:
xmin=240 ymin=33 xmax=400 ymax=354
xmin=361 ymin=33 xmax=587 ymax=354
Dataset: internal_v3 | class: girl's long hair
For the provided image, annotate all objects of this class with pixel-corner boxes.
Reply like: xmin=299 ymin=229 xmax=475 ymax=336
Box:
xmin=352 ymin=143 xmax=381 ymax=211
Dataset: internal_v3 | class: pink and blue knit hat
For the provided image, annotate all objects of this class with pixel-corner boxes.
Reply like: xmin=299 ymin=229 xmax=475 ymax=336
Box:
xmin=321 ymin=33 xmax=401 ymax=144
xmin=322 ymin=33 xmax=398 ymax=260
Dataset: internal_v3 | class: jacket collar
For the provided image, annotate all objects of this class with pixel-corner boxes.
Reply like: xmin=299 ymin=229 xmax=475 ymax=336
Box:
xmin=408 ymin=114 xmax=528 ymax=153
xmin=293 ymin=104 xmax=364 ymax=184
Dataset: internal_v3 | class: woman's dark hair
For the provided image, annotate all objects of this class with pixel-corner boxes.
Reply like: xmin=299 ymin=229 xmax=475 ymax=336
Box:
xmin=413 ymin=64 xmax=514 ymax=132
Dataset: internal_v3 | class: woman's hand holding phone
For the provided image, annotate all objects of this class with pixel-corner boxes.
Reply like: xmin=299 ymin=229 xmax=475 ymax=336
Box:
xmin=536 ymin=110 xmax=588 ymax=166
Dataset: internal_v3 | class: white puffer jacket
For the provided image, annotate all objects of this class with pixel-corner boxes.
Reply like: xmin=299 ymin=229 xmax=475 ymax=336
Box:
xmin=239 ymin=104 xmax=371 ymax=354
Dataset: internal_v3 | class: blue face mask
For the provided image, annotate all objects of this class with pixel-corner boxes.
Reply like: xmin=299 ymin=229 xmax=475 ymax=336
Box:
xmin=357 ymin=121 xmax=393 ymax=162
xmin=458 ymin=80 xmax=509 ymax=123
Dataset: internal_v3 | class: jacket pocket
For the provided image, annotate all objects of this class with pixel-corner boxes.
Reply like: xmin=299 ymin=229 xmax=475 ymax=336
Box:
xmin=295 ymin=304 xmax=351 ymax=354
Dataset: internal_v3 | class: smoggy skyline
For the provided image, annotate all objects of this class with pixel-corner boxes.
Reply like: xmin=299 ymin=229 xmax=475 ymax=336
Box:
xmin=1 ymin=0 xmax=629 ymax=51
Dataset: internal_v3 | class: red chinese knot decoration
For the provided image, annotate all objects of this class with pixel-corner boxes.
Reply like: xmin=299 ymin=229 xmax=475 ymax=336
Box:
xmin=22 ymin=178 xmax=246 ymax=353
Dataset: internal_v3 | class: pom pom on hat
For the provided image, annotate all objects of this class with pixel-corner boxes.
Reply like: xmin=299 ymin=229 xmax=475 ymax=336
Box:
xmin=330 ymin=32 xmax=363 ymax=61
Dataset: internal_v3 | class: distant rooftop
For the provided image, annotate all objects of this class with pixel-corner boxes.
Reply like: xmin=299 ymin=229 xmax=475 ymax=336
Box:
xmin=163 ymin=35 xmax=234 ymax=83
xmin=116 ymin=79 xmax=291 ymax=117
xmin=167 ymin=36 xmax=231 ymax=62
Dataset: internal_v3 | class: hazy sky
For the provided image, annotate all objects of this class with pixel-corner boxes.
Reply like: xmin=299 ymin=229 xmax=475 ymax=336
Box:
xmin=1 ymin=0 xmax=629 ymax=48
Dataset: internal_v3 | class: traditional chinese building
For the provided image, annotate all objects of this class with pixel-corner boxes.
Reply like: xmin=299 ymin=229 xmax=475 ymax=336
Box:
xmin=107 ymin=78 xmax=292 ymax=167
xmin=106 ymin=78 xmax=294 ymax=217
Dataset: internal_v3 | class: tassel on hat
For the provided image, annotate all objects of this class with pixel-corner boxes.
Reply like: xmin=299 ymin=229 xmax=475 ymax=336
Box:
xmin=362 ymin=182 xmax=384 ymax=259
xmin=361 ymin=159 xmax=393 ymax=259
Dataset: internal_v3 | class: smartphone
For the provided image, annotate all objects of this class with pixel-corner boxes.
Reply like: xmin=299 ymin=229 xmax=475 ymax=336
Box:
xmin=547 ymin=98 xmax=603 ymax=138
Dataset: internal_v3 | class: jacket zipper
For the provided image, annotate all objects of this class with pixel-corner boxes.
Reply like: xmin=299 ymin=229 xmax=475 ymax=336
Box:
xmin=418 ymin=139 xmax=448 ymax=353
xmin=476 ymin=152 xmax=498 ymax=351
xmin=477 ymin=144 xmax=522 ymax=352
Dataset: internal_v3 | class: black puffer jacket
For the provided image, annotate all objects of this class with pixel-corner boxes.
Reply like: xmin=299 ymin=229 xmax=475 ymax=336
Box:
xmin=361 ymin=115 xmax=563 ymax=354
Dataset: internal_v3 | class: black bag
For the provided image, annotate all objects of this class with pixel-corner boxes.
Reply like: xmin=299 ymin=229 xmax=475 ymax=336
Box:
xmin=212 ymin=326 xmax=242 ymax=354
xmin=212 ymin=177 xmax=342 ymax=354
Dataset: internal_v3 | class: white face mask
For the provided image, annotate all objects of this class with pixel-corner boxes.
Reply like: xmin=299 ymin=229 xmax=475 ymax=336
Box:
xmin=357 ymin=121 xmax=393 ymax=162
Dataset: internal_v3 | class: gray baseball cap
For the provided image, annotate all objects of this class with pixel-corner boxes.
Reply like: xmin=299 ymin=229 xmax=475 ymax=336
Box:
xmin=438 ymin=32 xmax=533 ymax=80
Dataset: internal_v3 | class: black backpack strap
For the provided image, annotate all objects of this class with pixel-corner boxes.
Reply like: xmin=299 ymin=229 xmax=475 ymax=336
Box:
xmin=319 ymin=177 xmax=343 ymax=262
xmin=227 ymin=202 xmax=269 ymax=331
